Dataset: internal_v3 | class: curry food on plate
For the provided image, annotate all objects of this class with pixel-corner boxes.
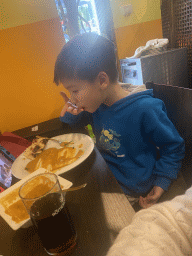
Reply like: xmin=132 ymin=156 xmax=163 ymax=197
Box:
xmin=1 ymin=187 xmax=28 ymax=223
xmin=0 ymin=176 xmax=65 ymax=224
xmin=25 ymin=144 xmax=84 ymax=173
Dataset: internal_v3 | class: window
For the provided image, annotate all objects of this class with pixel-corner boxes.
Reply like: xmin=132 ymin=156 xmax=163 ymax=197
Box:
xmin=54 ymin=0 xmax=100 ymax=42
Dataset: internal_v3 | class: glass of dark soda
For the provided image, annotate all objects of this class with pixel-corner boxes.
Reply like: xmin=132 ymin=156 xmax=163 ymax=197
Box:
xmin=19 ymin=173 xmax=77 ymax=255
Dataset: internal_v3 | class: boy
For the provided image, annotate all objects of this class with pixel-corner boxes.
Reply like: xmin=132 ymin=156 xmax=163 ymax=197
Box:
xmin=54 ymin=32 xmax=185 ymax=209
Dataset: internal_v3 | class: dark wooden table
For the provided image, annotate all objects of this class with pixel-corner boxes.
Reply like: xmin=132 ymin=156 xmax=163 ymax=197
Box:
xmin=0 ymin=146 xmax=135 ymax=256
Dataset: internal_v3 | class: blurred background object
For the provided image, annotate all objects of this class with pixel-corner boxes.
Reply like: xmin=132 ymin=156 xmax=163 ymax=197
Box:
xmin=161 ymin=0 xmax=192 ymax=88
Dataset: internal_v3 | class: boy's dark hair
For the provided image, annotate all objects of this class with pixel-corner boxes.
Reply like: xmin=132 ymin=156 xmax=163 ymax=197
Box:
xmin=54 ymin=32 xmax=118 ymax=85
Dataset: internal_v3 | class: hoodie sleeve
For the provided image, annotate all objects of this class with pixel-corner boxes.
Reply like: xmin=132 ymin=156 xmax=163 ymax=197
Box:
xmin=142 ymin=98 xmax=185 ymax=191
xmin=60 ymin=111 xmax=93 ymax=129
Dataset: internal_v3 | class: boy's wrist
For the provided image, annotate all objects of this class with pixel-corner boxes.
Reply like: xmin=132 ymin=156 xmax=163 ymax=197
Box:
xmin=153 ymin=177 xmax=171 ymax=191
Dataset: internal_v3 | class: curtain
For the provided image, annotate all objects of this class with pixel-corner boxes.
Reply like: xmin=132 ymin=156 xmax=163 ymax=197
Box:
xmin=94 ymin=0 xmax=116 ymax=43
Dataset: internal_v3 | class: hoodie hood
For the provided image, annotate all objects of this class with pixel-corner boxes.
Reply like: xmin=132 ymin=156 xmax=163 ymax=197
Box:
xmin=121 ymin=83 xmax=147 ymax=95
xmin=98 ymin=83 xmax=153 ymax=113
xmin=105 ymin=83 xmax=153 ymax=112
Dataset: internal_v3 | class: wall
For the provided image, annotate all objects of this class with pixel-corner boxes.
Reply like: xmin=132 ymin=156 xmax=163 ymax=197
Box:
xmin=0 ymin=0 xmax=163 ymax=133
xmin=110 ymin=0 xmax=163 ymax=59
xmin=0 ymin=0 xmax=66 ymax=133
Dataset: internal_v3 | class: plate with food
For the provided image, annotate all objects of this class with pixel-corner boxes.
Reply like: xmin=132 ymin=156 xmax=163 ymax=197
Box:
xmin=12 ymin=133 xmax=94 ymax=179
xmin=0 ymin=168 xmax=73 ymax=230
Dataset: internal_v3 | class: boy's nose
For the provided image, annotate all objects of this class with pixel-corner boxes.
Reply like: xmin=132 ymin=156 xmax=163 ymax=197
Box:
xmin=70 ymin=95 xmax=78 ymax=104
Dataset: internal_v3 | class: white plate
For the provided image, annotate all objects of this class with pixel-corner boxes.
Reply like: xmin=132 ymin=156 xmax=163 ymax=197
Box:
xmin=12 ymin=133 xmax=94 ymax=180
xmin=0 ymin=168 xmax=73 ymax=230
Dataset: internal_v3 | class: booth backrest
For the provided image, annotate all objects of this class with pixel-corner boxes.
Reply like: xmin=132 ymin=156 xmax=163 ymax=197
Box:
xmin=146 ymin=82 xmax=192 ymax=187
xmin=146 ymin=82 xmax=192 ymax=145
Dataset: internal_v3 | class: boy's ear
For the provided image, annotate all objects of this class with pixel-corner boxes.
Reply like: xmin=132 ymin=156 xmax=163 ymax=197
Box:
xmin=97 ymin=72 xmax=110 ymax=90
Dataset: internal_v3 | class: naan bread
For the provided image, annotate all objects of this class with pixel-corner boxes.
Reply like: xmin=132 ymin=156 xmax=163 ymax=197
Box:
xmin=24 ymin=136 xmax=48 ymax=160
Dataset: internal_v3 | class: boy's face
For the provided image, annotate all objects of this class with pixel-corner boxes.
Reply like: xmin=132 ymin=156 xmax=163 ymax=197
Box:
xmin=61 ymin=76 xmax=107 ymax=113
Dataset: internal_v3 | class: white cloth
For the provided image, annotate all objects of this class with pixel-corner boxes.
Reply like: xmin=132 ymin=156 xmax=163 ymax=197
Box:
xmin=106 ymin=186 xmax=192 ymax=256
xmin=128 ymin=38 xmax=169 ymax=58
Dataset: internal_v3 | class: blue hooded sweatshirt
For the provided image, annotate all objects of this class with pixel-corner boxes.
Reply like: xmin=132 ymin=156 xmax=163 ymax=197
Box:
xmin=60 ymin=85 xmax=185 ymax=197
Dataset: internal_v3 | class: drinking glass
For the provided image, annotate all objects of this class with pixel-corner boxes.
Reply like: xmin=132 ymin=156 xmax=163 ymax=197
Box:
xmin=19 ymin=173 xmax=77 ymax=255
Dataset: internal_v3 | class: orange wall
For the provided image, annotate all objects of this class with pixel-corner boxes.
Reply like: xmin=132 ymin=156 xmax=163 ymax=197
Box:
xmin=115 ymin=19 xmax=163 ymax=59
xmin=0 ymin=3 xmax=66 ymax=133
xmin=110 ymin=0 xmax=163 ymax=60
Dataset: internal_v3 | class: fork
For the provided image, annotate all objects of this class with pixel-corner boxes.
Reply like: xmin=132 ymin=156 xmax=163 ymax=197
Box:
xmin=37 ymin=136 xmax=72 ymax=147
xmin=67 ymin=99 xmax=78 ymax=109
xmin=47 ymin=138 xmax=72 ymax=146
xmin=62 ymin=183 xmax=87 ymax=193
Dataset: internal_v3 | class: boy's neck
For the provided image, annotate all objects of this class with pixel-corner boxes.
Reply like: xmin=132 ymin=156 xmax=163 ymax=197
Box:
xmin=103 ymin=81 xmax=130 ymax=106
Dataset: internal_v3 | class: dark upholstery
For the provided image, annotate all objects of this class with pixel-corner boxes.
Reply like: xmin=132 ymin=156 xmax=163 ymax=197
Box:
xmin=146 ymin=82 xmax=192 ymax=189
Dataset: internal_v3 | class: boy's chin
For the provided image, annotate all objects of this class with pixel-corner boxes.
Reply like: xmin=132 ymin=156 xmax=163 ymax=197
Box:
xmin=84 ymin=105 xmax=100 ymax=113
xmin=86 ymin=108 xmax=97 ymax=113
xmin=83 ymin=107 xmax=91 ymax=113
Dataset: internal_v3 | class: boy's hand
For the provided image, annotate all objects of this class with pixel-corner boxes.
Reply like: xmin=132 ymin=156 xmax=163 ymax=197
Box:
xmin=139 ymin=186 xmax=164 ymax=209
xmin=60 ymin=91 xmax=84 ymax=116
